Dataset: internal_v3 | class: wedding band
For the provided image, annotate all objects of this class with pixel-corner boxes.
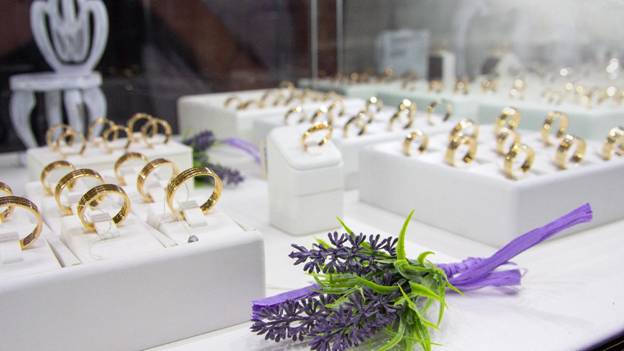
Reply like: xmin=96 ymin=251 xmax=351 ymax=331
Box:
xmin=495 ymin=107 xmax=521 ymax=135
xmin=445 ymin=135 xmax=477 ymax=166
xmin=102 ymin=124 xmax=132 ymax=153
xmin=365 ymin=96 xmax=383 ymax=113
xmin=555 ymin=134 xmax=586 ymax=169
xmin=403 ymin=130 xmax=429 ymax=156
xmin=301 ymin=122 xmax=333 ymax=152
xmin=165 ymin=167 xmax=223 ymax=220
xmin=141 ymin=118 xmax=172 ymax=148
xmin=541 ymin=111 xmax=569 ymax=146
xmin=388 ymin=105 xmax=414 ymax=131
xmin=449 ymin=118 xmax=479 ymax=141
xmin=343 ymin=112 xmax=368 ymax=138
xmin=136 ymin=158 xmax=180 ymax=203
xmin=601 ymin=127 xmax=624 ymax=160
xmin=0 ymin=181 xmax=14 ymax=221
xmin=284 ymin=105 xmax=307 ymax=125
xmin=40 ymin=160 xmax=75 ymax=195
xmin=56 ymin=127 xmax=87 ymax=157
xmin=86 ymin=117 xmax=114 ymax=146
xmin=77 ymin=184 xmax=131 ymax=232
xmin=328 ymin=99 xmax=346 ymax=117
xmin=496 ymin=127 xmax=521 ymax=155
xmin=279 ymin=81 xmax=295 ymax=91
xmin=503 ymin=143 xmax=535 ymax=180
xmin=428 ymin=80 xmax=443 ymax=93
xmin=114 ymin=152 xmax=148 ymax=185
xmin=427 ymin=100 xmax=453 ymax=125
xmin=224 ymin=96 xmax=241 ymax=108
xmin=127 ymin=113 xmax=153 ymax=136
xmin=310 ymin=107 xmax=334 ymax=125
xmin=46 ymin=124 xmax=72 ymax=151
xmin=481 ymin=79 xmax=497 ymax=93
xmin=454 ymin=79 xmax=469 ymax=95
xmin=0 ymin=196 xmax=42 ymax=249
xmin=55 ymin=168 xmax=104 ymax=215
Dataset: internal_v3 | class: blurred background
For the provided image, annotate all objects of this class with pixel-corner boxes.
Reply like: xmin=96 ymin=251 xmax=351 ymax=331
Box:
xmin=1 ymin=0 xmax=623 ymax=152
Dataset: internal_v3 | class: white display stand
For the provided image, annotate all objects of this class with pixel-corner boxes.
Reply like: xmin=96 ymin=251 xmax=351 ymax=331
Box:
xmin=377 ymin=85 xmax=480 ymax=119
xmin=266 ymin=126 xmax=344 ymax=235
xmin=25 ymin=140 xmax=192 ymax=181
xmin=359 ymin=125 xmax=624 ymax=246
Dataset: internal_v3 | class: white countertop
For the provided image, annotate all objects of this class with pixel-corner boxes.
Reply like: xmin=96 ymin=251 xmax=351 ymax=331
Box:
xmin=1 ymin=160 xmax=622 ymax=351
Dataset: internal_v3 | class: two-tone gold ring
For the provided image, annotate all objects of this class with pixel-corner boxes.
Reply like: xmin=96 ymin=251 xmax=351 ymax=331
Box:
xmin=114 ymin=152 xmax=149 ymax=185
xmin=403 ymin=130 xmax=429 ymax=156
xmin=54 ymin=168 xmax=104 ymax=215
xmin=77 ymin=184 xmax=131 ymax=232
xmin=0 ymin=196 xmax=42 ymax=249
xmin=136 ymin=158 xmax=180 ymax=203
xmin=40 ymin=160 xmax=76 ymax=195
xmin=301 ymin=122 xmax=333 ymax=152
xmin=165 ymin=167 xmax=223 ymax=221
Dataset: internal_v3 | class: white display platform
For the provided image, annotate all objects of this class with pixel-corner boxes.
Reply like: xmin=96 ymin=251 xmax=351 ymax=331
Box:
xmin=359 ymin=125 xmax=624 ymax=246
xmin=377 ymin=86 xmax=480 ymax=119
xmin=26 ymin=140 xmax=192 ymax=181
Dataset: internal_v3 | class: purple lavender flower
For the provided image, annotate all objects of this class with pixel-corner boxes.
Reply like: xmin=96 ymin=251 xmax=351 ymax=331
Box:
xmin=182 ymin=130 xmax=216 ymax=151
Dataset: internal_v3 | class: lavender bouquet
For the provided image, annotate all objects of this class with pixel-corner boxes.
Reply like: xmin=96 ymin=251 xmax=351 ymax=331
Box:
xmin=251 ymin=204 xmax=593 ymax=351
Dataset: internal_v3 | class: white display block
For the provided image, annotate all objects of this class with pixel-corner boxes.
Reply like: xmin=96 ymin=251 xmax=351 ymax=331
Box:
xmin=26 ymin=140 xmax=192 ymax=181
xmin=267 ymin=126 xmax=344 ymax=235
xmin=377 ymin=86 xmax=480 ymax=119
xmin=359 ymin=125 xmax=624 ymax=246
xmin=0 ymin=221 xmax=265 ymax=351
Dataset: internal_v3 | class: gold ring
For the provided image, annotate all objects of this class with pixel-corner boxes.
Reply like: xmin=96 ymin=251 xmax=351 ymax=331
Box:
xmin=388 ymin=100 xmax=416 ymax=131
xmin=427 ymin=100 xmax=453 ymax=125
xmin=403 ymin=130 xmax=429 ymax=156
xmin=503 ymin=143 xmax=535 ymax=180
xmin=365 ymin=96 xmax=383 ymax=113
xmin=141 ymin=118 xmax=172 ymax=148
xmin=224 ymin=96 xmax=242 ymax=108
xmin=102 ymin=124 xmax=132 ymax=153
xmin=481 ymin=79 xmax=498 ymax=93
xmin=301 ymin=122 xmax=333 ymax=152
xmin=127 ymin=113 xmax=153 ymax=138
xmin=495 ymin=107 xmax=521 ymax=135
xmin=454 ymin=79 xmax=469 ymax=95
xmin=0 ymin=196 xmax=42 ymax=249
xmin=136 ymin=158 xmax=180 ymax=203
xmin=343 ymin=112 xmax=368 ymax=138
xmin=310 ymin=107 xmax=334 ymax=125
xmin=284 ymin=105 xmax=307 ymax=125
xmin=237 ymin=99 xmax=264 ymax=110
xmin=328 ymin=99 xmax=346 ymax=117
xmin=428 ymin=80 xmax=443 ymax=93
xmin=0 ymin=181 xmax=14 ymax=221
xmin=114 ymin=152 xmax=149 ymax=186
xmin=279 ymin=81 xmax=295 ymax=91
xmin=86 ymin=117 xmax=114 ymax=146
xmin=40 ymin=160 xmax=75 ymax=196
xmin=541 ymin=111 xmax=569 ymax=146
xmin=449 ymin=118 xmax=479 ymax=141
xmin=445 ymin=135 xmax=478 ymax=167
xmin=496 ymin=127 xmax=521 ymax=155
xmin=77 ymin=184 xmax=131 ymax=232
xmin=555 ymin=134 xmax=586 ymax=169
xmin=56 ymin=128 xmax=87 ymax=157
xmin=509 ymin=78 xmax=526 ymax=99
xmin=46 ymin=124 xmax=72 ymax=151
xmin=165 ymin=167 xmax=223 ymax=220
xmin=601 ymin=127 xmax=624 ymax=160
xmin=54 ymin=168 xmax=104 ymax=215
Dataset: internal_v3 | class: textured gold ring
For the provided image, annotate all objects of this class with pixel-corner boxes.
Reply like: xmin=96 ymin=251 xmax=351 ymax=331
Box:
xmin=114 ymin=152 xmax=148 ymax=186
xmin=54 ymin=168 xmax=104 ymax=215
xmin=77 ymin=184 xmax=131 ymax=232
xmin=141 ymin=118 xmax=172 ymax=148
xmin=0 ymin=196 xmax=42 ymax=249
xmin=0 ymin=181 xmax=14 ymax=222
xmin=136 ymin=158 xmax=180 ymax=203
xmin=46 ymin=124 xmax=72 ymax=151
xmin=102 ymin=124 xmax=132 ymax=153
xmin=87 ymin=117 xmax=114 ymax=146
xmin=40 ymin=160 xmax=75 ymax=196
xmin=165 ymin=167 xmax=223 ymax=221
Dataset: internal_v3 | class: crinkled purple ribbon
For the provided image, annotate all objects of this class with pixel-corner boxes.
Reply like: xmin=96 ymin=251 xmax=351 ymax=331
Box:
xmin=222 ymin=138 xmax=261 ymax=164
xmin=252 ymin=203 xmax=593 ymax=313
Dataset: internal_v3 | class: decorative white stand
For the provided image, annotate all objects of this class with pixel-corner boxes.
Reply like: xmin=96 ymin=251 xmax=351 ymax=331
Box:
xmin=10 ymin=0 xmax=109 ymax=148
xmin=266 ymin=126 xmax=344 ymax=235
xmin=359 ymin=124 xmax=624 ymax=246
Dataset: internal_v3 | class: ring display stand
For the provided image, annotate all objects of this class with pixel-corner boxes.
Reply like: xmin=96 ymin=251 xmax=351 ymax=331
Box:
xmin=267 ymin=125 xmax=344 ymax=235
xmin=359 ymin=124 xmax=624 ymax=246
xmin=377 ymin=85 xmax=480 ymax=119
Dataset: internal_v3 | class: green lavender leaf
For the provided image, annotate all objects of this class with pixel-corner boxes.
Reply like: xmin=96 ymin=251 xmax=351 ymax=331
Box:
xmin=378 ymin=318 xmax=406 ymax=351
xmin=396 ymin=210 xmax=415 ymax=261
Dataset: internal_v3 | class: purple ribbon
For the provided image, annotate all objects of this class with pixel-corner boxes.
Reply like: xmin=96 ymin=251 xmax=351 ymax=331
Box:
xmin=222 ymin=138 xmax=261 ymax=164
xmin=253 ymin=204 xmax=593 ymax=311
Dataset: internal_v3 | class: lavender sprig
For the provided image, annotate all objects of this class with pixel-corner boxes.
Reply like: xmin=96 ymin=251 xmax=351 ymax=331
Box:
xmin=183 ymin=130 xmax=245 ymax=186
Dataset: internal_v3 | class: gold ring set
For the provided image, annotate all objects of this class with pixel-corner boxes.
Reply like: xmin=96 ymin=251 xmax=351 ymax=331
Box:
xmin=225 ymin=84 xmax=341 ymax=111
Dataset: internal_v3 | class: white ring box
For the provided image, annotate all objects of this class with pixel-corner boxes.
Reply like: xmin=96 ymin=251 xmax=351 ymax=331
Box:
xmin=267 ymin=125 xmax=344 ymax=235
xmin=26 ymin=140 xmax=192 ymax=181
xmin=359 ymin=124 xmax=624 ymax=246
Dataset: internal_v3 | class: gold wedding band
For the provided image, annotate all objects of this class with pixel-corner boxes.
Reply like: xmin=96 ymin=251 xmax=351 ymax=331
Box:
xmin=555 ymin=134 xmax=586 ymax=169
xmin=542 ymin=111 xmax=569 ymax=146
xmin=428 ymin=80 xmax=443 ymax=93
xmin=388 ymin=100 xmax=415 ymax=131
xmin=55 ymin=168 xmax=104 ymax=215
xmin=496 ymin=127 xmax=521 ymax=155
xmin=328 ymin=99 xmax=346 ymax=117
xmin=56 ymin=127 xmax=87 ymax=157
xmin=301 ymin=122 xmax=333 ymax=152
xmin=87 ymin=117 xmax=114 ymax=146
xmin=77 ymin=184 xmax=131 ymax=232
xmin=46 ymin=124 xmax=72 ymax=151
xmin=40 ymin=160 xmax=75 ymax=195
xmin=0 ymin=181 xmax=14 ymax=221
xmin=454 ymin=79 xmax=469 ymax=95
xmin=102 ymin=124 xmax=132 ymax=153
xmin=403 ymin=130 xmax=429 ymax=156
xmin=427 ymin=100 xmax=453 ymax=125
xmin=495 ymin=107 xmax=521 ymax=135
xmin=127 ymin=113 xmax=153 ymax=137
xmin=141 ymin=118 xmax=172 ymax=148
xmin=503 ymin=143 xmax=535 ymax=180
xmin=445 ymin=135 xmax=477 ymax=167
xmin=449 ymin=118 xmax=479 ymax=141
xmin=0 ymin=196 xmax=42 ymax=249
xmin=481 ymin=79 xmax=497 ymax=93
xmin=136 ymin=158 xmax=180 ymax=203
xmin=224 ymin=96 xmax=241 ymax=108
xmin=284 ymin=105 xmax=307 ymax=125
xmin=114 ymin=152 xmax=148 ymax=186
xmin=343 ymin=112 xmax=368 ymax=138
xmin=165 ymin=167 xmax=223 ymax=220
xmin=366 ymin=96 xmax=383 ymax=113
xmin=310 ymin=107 xmax=334 ymax=125
xmin=601 ymin=127 xmax=624 ymax=160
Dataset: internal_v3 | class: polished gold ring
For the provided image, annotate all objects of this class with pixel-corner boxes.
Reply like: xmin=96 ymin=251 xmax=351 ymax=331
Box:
xmin=343 ymin=112 xmax=368 ymax=138
xmin=54 ymin=168 xmax=104 ymax=215
xmin=428 ymin=80 xmax=443 ymax=93
xmin=495 ymin=106 xmax=521 ymax=135
xmin=141 ymin=118 xmax=172 ymax=148
xmin=102 ymin=124 xmax=132 ymax=153
xmin=284 ymin=105 xmax=307 ymax=125
xmin=310 ymin=107 xmax=334 ymax=125
xmin=481 ymin=79 xmax=497 ymax=93
xmin=388 ymin=107 xmax=414 ymax=131
xmin=0 ymin=196 xmax=42 ymax=249
xmin=87 ymin=117 xmax=114 ymax=146
xmin=224 ymin=96 xmax=242 ymax=108
xmin=449 ymin=118 xmax=479 ymax=141
xmin=542 ymin=111 xmax=569 ymax=146
xmin=496 ymin=127 xmax=521 ymax=155
xmin=328 ymin=99 xmax=346 ymax=117
xmin=555 ymin=134 xmax=586 ymax=169
xmin=365 ymin=96 xmax=383 ymax=114
xmin=77 ymin=184 xmax=131 ymax=232
xmin=46 ymin=124 xmax=72 ymax=151
xmin=445 ymin=135 xmax=478 ymax=167
xmin=127 ymin=113 xmax=153 ymax=137
xmin=40 ymin=160 xmax=75 ymax=196
xmin=165 ymin=167 xmax=223 ymax=220
xmin=454 ymin=79 xmax=469 ymax=95
xmin=136 ymin=158 xmax=180 ymax=203
xmin=403 ymin=130 xmax=429 ymax=156
xmin=427 ymin=100 xmax=453 ymax=125
xmin=56 ymin=127 xmax=87 ymax=157
xmin=114 ymin=152 xmax=148 ymax=186
xmin=0 ymin=181 xmax=14 ymax=221
xmin=601 ymin=127 xmax=624 ymax=160
xmin=301 ymin=122 xmax=333 ymax=152
xmin=503 ymin=143 xmax=535 ymax=180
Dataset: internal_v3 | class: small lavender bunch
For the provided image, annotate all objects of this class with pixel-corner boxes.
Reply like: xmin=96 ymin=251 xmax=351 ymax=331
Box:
xmin=182 ymin=130 xmax=245 ymax=186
